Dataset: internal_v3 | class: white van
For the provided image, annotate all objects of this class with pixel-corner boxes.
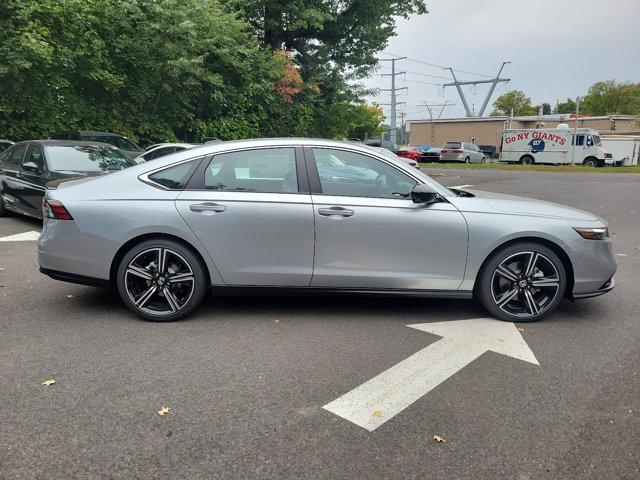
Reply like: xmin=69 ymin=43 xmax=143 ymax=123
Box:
xmin=499 ymin=126 xmax=611 ymax=166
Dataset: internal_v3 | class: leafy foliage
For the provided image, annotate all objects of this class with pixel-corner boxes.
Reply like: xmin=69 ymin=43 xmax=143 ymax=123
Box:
xmin=491 ymin=90 xmax=537 ymax=116
xmin=581 ymin=80 xmax=640 ymax=116
xmin=0 ymin=0 xmax=413 ymax=143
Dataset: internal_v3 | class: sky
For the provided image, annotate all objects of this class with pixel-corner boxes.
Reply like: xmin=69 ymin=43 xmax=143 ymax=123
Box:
xmin=364 ymin=0 xmax=640 ymax=123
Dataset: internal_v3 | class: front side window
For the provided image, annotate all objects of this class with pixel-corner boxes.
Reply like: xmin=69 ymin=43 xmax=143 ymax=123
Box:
xmin=204 ymin=148 xmax=298 ymax=193
xmin=148 ymin=159 xmax=200 ymax=189
xmin=45 ymin=145 xmax=136 ymax=172
xmin=23 ymin=145 xmax=45 ymax=171
xmin=312 ymin=148 xmax=417 ymax=199
xmin=6 ymin=145 xmax=27 ymax=165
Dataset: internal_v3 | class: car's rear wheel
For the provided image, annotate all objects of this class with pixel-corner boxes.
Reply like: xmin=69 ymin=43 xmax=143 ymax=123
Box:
xmin=520 ymin=155 xmax=534 ymax=165
xmin=116 ymin=239 xmax=207 ymax=321
xmin=476 ymin=242 xmax=567 ymax=322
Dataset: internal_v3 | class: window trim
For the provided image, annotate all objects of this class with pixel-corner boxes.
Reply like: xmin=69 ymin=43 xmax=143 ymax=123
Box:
xmin=183 ymin=145 xmax=309 ymax=194
xmin=303 ymin=145 xmax=422 ymax=200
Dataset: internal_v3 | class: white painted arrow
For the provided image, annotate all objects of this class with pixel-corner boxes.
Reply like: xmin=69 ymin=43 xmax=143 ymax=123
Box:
xmin=323 ymin=318 xmax=539 ymax=431
xmin=0 ymin=231 xmax=41 ymax=242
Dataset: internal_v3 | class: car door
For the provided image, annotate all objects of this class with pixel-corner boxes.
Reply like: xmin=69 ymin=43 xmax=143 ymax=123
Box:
xmin=0 ymin=144 xmax=28 ymax=211
xmin=19 ymin=144 xmax=48 ymax=217
xmin=307 ymin=146 xmax=468 ymax=290
xmin=175 ymin=146 xmax=314 ymax=286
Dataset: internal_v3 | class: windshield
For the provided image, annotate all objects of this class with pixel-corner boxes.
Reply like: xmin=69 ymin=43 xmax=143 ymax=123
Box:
xmin=592 ymin=135 xmax=602 ymax=146
xmin=45 ymin=145 xmax=136 ymax=172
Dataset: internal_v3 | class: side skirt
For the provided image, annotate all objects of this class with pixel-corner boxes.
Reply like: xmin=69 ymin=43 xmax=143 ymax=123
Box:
xmin=210 ymin=285 xmax=473 ymax=299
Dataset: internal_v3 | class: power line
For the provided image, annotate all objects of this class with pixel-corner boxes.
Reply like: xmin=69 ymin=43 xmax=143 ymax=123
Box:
xmin=380 ymin=51 xmax=495 ymax=78
xmin=396 ymin=27 xmax=504 ymax=61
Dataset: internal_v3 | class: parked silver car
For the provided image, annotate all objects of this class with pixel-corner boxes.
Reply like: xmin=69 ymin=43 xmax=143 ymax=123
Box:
xmin=133 ymin=143 xmax=198 ymax=163
xmin=38 ymin=138 xmax=616 ymax=322
xmin=440 ymin=141 xmax=486 ymax=163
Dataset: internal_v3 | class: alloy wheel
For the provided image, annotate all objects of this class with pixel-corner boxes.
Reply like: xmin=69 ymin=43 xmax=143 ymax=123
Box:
xmin=124 ymin=247 xmax=195 ymax=316
xmin=490 ymin=251 xmax=560 ymax=318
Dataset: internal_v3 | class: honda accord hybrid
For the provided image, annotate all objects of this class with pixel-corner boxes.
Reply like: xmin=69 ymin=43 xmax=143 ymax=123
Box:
xmin=38 ymin=138 xmax=616 ymax=322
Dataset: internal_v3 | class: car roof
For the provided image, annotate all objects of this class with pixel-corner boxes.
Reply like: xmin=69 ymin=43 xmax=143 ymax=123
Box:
xmin=57 ymin=131 xmax=129 ymax=137
xmin=13 ymin=139 xmax=123 ymax=148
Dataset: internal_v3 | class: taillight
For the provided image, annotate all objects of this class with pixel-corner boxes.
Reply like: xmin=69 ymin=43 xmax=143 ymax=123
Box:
xmin=42 ymin=199 xmax=73 ymax=220
xmin=451 ymin=149 xmax=464 ymax=154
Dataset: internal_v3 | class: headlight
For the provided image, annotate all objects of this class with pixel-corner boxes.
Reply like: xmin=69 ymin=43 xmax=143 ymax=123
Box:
xmin=573 ymin=227 xmax=608 ymax=240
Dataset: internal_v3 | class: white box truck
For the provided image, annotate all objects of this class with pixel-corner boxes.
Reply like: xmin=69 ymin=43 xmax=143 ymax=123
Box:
xmin=499 ymin=125 xmax=611 ymax=166
xmin=600 ymin=135 xmax=639 ymax=166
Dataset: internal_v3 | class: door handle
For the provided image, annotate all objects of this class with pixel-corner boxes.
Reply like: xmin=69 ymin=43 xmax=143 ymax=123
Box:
xmin=318 ymin=207 xmax=354 ymax=217
xmin=189 ymin=202 xmax=226 ymax=213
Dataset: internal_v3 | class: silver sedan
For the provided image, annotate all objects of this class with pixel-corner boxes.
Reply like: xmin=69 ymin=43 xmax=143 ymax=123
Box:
xmin=38 ymin=138 xmax=616 ymax=322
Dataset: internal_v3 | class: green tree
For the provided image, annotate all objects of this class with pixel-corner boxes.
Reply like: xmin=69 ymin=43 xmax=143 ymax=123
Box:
xmin=0 ymin=0 xmax=286 ymax=143
xmin=491 ymin=90 xmax=537 ymax=116
xmin=556 ymin=98 xmax=577 ymax=114
xmin=581 ymin=80 xmax=640 ymax=116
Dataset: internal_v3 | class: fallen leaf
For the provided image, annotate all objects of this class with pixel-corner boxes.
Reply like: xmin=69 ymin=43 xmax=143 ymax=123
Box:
xmin=372 ymin=410 xmax=383 ymax=417
xmin=272 ymin=319 xmax=280 ymax=324
xmin=65 ymin=294 xmax=74 ymax=299
xmin=433 ymin=435 xmax=446 ymax=443
xmin=0 ymin=267 xmax=4 ymax=271
xmin=517 ymin=328 xmax=525 ymax=332
xmin=157 ymin=406 xmax=171 ymax=416
xmin=42 ymin=379 xmax=56 ymax=386
xmin=0 ymin=284 xmax=5 ymax=288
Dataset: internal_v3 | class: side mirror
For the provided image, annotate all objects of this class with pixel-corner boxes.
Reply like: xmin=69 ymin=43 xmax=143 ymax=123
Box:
xmin=22 ymin=161 xmax=42 ymax=173
xmin=411 ymin=184 xmax=438 ymax=204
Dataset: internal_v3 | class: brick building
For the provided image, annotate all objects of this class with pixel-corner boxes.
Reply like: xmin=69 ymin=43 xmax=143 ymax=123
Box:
xmin=408 ymin=115 xmax=638 ymax=151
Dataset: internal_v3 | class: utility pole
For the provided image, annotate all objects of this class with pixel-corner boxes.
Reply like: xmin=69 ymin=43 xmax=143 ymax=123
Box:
xmin=380 ymin=57 xmax=407 ymax=144
xmin=444 ymin=61 xmax=511 ymax=117
xmin=571 ymin=97 xmax=581 ymax=165
xmin=424 ymin=101 xmax=454 ymax=144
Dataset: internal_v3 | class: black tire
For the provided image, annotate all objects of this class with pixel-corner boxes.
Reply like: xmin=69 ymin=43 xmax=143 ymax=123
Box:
xmin=476 ymin=242 xmax=567 ymax=323
xmin=582 ymin=157 xmax=598 ymax=167
xmin=116 ymin=239 xmax=208 ymax=322
xmin=465 ymin=156 xmax=470 ymax=163
xmin=519 ymin=155 xmax=534 ymax=165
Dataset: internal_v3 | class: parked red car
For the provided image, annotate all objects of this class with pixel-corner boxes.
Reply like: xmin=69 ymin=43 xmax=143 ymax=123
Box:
xmin=395 ymin=147 xmax=422 ymax=161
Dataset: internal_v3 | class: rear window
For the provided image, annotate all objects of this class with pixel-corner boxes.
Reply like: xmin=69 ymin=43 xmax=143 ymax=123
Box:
xmin=84 ymin=135 xmax=141 ymax=151
xmin=444 ymin=142 xmax=461 ymax=149
xmin=45 ymin=145 xmax=136 ymax=172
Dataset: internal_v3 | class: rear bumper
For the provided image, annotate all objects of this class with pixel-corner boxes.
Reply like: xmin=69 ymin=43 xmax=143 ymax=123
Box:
xmin=40 ymin=267 xmax=109 ymax=288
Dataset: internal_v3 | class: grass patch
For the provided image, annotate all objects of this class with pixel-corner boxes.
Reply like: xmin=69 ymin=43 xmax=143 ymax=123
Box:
xmin=418 ymin=162 xmax=640 ymax=174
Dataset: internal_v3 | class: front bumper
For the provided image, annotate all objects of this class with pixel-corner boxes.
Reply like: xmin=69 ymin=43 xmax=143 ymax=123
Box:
xmin=572 ymin=277 xmax=615 ymax=299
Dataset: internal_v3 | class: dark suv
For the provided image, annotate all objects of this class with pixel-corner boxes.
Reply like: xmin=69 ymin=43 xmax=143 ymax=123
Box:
xmin=50 ymin=131 xmax=143 ymax=158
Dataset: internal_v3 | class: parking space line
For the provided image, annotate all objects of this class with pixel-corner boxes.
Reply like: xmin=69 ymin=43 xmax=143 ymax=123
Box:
xmin=0 ymin=231 xmax=41 ymax=242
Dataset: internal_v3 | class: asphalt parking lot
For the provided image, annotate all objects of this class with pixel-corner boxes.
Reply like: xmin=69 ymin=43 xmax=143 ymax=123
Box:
xmin=1 ymin=168 xmax=639 ymax=479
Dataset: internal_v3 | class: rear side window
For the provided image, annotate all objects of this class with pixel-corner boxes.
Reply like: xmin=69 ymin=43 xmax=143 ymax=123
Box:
xmin=203 ymin=148 xmax=298 ymax=193
xmin=148 ymin=159 xmax=200 ymax=189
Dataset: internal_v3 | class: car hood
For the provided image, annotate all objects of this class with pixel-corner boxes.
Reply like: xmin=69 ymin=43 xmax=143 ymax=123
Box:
xmin=453 ymin=189 xmax=602 ymax=223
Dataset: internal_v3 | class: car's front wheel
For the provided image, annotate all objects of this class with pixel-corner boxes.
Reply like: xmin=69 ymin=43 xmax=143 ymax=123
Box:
xmin=476 ymin=242 xmax=567 ymax=322
xmin=116 ymin=239 xmax=208 ymax=321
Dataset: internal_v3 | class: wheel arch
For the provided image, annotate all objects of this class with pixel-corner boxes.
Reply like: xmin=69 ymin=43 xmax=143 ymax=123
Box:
xmin=109 ymin=233 xmax=213 ymax=287
xmin=473 ymin=236 xmax=574 ymax=299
